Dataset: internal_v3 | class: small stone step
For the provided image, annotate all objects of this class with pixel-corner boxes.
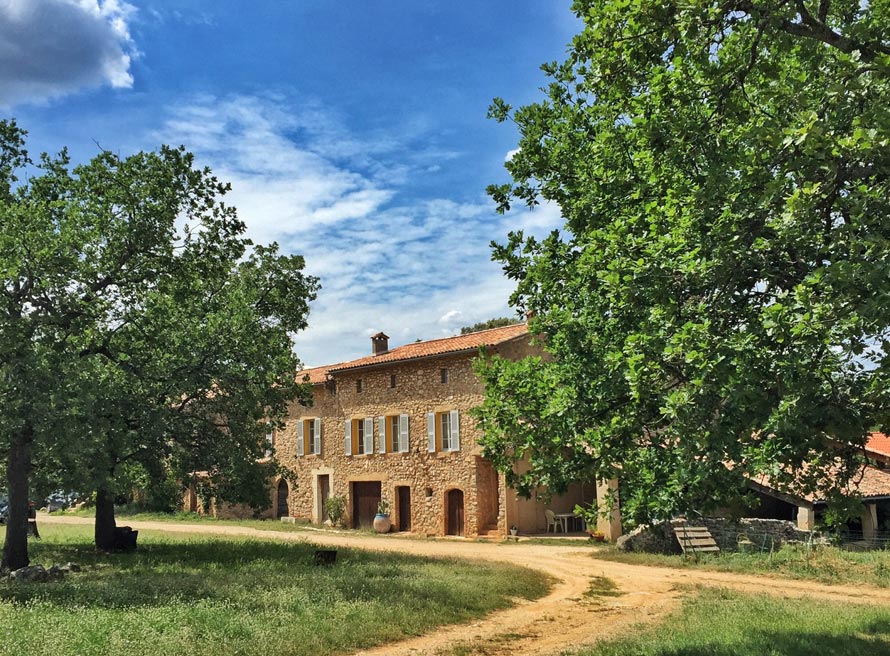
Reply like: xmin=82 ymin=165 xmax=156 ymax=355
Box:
xmin=476 ymin=524 xmax=502 ymax=540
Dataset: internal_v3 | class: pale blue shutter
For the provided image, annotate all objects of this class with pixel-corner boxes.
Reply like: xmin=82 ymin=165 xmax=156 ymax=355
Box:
xmin=399 ymin=414 xmax=409 ymax=453
xmin=427 ymin=413 xmax=436 ymax=452
xmin=363 ymin=417 xmax=374 ymax=455
xmin=450 ymin=410 xmax=460 ymax=451
xmin=314 ymin=418 xmax=322 ymax=455
xmin=296 ymin=420 xmax=305 ymax=456
xmin=344 ymin=420 xmax=352 ymax=456
xmin=378 ymin=416 xmax=386 ymax=454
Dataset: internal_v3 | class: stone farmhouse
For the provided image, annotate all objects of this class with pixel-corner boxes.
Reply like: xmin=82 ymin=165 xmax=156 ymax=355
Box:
xmin=265 ymin=323 xmax=618 ymax=539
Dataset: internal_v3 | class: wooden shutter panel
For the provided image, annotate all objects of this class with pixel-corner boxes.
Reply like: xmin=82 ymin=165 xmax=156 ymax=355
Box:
xmin=297 ymin=420 xmax=305 ymax=456
xmin=364 ymin=417 xmax=374 ymax=455
xmin=344 ymin=420 xmax=352 ymax=456
xmin=378 ymin=416 xmax=386 ymax=454
xmin=399 ymin=414 xmax=409 ymax=453
xmin=450 ymin=410 xmax=460 ymax=451
xmin=314 ymin=418 xmax=322 ymax=455
xmin=427 ymin=413 xmax=436 ymax=452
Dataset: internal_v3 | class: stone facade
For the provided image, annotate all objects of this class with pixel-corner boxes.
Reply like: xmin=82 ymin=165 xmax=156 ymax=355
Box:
xmin=270 ymin=326 xmax=592 ymax=538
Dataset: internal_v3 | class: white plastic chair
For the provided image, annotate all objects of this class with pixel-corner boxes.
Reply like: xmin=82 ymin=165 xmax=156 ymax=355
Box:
xmin=545 ymin=509 xmax=563 ymax=533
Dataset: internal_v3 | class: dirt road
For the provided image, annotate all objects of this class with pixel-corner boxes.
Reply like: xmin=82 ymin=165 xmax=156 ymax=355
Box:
xmin=39 ymin=514 xmax=890 ymax=656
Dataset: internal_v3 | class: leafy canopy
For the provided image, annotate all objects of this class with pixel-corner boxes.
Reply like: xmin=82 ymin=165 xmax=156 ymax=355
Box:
xmin=1 ymin=120 xmax=319 ymax=564
xmin=460 ymin=317 xmax=521 ymax=335
xmin=476 ymin=1 xmax=890 ymax=525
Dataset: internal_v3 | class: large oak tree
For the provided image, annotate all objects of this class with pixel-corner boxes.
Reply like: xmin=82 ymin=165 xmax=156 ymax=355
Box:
xmin=476 ymin=1 xmax=890 ymax=525
xmin=1 ymin=121 xmax=318 ymax=568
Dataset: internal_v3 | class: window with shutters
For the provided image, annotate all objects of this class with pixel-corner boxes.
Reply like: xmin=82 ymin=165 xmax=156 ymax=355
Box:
xmin=426 ymin=410 xmax=460 ymax=453
xmin=377 ymin=414 xmax=409 ymax=454
xmin=264 ymin=427 xmax=275 ymax=457
xmin=295 ymin=418 xmax=321 ymax=456
xmin=344 ymin=417 xmax=374 ymax=456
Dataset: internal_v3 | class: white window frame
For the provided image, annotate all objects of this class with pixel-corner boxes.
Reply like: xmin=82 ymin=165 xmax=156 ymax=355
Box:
xmin=308 ymin=418 xmax=321 ymax=455
xmin=440 ymin=412 xmax=452 ymax=450
xmin=356 ymin=418 xmax=366 ymax=455
xmin=265 ymin=427 xmax=274 ymax=457
xmin=426 ymin=410 xmax=460 ymax=452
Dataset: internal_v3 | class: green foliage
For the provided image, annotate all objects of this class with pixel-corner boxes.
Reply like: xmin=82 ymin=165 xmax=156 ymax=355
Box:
xmin=325 ymin=495 xmax=347 ymax=527
xmin=0 ymin=121 xmax=319 ymax=565
xmin=0 ymin=524 xmax=550 ymax=656
xmin=459 ymin=317 xmax=521 ymax=335
xmin=580 ymin=588 xmax=890 ymax=656
xmin=477 ymin=1 xmax=890 ymax=524
xmin=377 ymin=499 xmax=391 ymax=516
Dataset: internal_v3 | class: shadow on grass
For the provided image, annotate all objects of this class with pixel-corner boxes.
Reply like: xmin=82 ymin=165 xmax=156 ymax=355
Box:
xmin=2 ymin=536 xmax=542 ymax=622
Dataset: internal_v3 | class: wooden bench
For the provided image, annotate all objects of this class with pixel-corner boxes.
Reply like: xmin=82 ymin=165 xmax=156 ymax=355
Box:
xmin=674 ymin=525 xmax=720 ymax=555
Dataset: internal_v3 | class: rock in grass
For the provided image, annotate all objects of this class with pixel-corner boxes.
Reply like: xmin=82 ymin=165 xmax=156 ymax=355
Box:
xmin=10 ymin=565 xmax=48 ymax=583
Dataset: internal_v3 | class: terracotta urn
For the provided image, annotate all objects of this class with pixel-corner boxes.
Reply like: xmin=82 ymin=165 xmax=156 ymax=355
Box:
xmin=373 ymin=513 xmax=392 ymax=534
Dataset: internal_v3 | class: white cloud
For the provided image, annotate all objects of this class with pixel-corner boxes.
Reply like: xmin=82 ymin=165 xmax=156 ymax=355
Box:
xmin=438 ymin=310 xmax=463 ymax=325
xmin=155 ymin=94 xmax=557 ymax=367
xmin=0 ymin=0 xmax=137 ymax=106
xmin=157 ymin=96 xmax=396 ymax=245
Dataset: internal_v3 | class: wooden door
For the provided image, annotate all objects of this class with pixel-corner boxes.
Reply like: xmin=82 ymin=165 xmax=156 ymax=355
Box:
xmin=319 ymin=475 xmax=331 ymax=522
xmin=352 ymin=481 xmax=381 ymax=529
xmin=446 ymin=489 xmax=464 ymax=536
xmin=397 ymin=486 xmax=411 ymax=532
xmin=276 ymin=479 xmax=289 ymax=518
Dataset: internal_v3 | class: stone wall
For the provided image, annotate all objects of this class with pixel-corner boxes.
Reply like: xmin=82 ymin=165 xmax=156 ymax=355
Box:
xmin=617 ymin=517 xmax=816 ymax=554
xmin=181 ymin=482 xmax=274 ymax=520
xmin=274 ymin=336 xmax=538 ymax=537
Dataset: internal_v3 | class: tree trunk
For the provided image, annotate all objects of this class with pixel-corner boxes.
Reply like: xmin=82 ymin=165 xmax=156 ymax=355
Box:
xmin=94 ymin=488 xmax=117 ymax=551
xmin=2 ymin=425 xmax=32 ymax=571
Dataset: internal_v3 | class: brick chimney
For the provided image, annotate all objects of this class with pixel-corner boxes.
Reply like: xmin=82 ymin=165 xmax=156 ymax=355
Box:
xmin=371 ymin=332 xmax=389 ymax=356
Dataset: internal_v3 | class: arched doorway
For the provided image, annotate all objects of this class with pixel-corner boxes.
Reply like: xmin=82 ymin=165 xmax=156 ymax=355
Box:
xmin=277 ymin=479 xmax=290 ymax=518
xmin=446 ymin=489 xmax=465 ymax=536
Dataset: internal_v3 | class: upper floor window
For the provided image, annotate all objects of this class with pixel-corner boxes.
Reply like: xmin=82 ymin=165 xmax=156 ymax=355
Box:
xmin=345 ymin=417 xmax=374 ymax=456
xmin=265 ymin=427 xmax=275 ymax=457
xmin=378 ymin=414 xmax=409 ymax=453
xmin=427 ymin=410 xmax=460 ymax=453
xmin=440 ymin=368 xmax=448 ymax=384
xmin=390 ymin=374 xmax=397 ymax=388
xmin=356 ymin=379 xmax=363 ymax=393
xmin=296 ymin=418 xmax=321 ymax=456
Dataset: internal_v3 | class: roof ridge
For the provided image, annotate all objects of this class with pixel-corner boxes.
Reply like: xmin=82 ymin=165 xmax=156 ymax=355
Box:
xmin=298 ymin=322 xmax=529 ymax=382
xmin=387 ymin=321 xmax=526 ymax=352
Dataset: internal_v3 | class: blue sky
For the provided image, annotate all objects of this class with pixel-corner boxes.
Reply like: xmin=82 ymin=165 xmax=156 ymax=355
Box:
xmin=1 ymin=0 xmax=578 ymax=366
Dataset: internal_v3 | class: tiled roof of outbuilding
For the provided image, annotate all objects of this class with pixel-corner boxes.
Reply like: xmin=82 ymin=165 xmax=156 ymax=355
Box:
xmin=751 ymin=461 xmax=890 ymax=504
xmin=866 ymin=432 xmax=890 ymax=459
xmin=298 ymin=322 xmax=529 ymax=385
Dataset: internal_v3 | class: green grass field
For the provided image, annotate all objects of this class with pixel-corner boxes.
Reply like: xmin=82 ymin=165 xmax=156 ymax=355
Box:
xmin=575 ymin=587 xmax=890 ymax=656
xmin=0 ymin=524 xmax=550 ymax=656
xmin=595 ymin=543 xmax=890 ymax=588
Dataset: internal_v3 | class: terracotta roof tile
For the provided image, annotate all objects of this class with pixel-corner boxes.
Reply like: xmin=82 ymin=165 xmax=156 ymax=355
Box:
xmin=298 ymin=366 xmax=332 ymax=385
xmin=297 ymin=323 xmax=529 ymax=384
xmin=866 ymin=432 xmax=890 ymax=459
xmin=854 ymin=466 xmax=890 ymax=499
xmin=751 ymin=460 xmax=890 ymax=503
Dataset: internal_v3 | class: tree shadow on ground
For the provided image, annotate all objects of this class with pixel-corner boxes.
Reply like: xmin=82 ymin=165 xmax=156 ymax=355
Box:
xmin=0 ymin=537 xmax=474 ymax=611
